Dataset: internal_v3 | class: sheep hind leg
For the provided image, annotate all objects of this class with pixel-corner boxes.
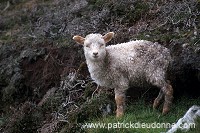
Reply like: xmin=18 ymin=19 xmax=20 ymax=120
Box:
xmin=153 ymin=89 xmax=164 ymax=109
xmin=115 ymin=91 xmax=126 ymax=118
xmin=162 ymin=81 xmax=173 ymax=115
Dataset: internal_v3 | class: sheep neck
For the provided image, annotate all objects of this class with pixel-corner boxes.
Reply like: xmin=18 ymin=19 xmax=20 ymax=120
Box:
xmin=86 ymin=51 xmax=110 ymax=77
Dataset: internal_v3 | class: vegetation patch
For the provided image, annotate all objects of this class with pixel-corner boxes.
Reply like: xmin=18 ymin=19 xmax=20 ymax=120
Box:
xmin=84 ymin=97 xmax=200 ymax=133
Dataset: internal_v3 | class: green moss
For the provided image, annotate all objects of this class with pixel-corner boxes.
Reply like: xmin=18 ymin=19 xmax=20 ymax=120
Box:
xmin=0 ymin=117 xmax=5 ymax=127
xmin=133 ymin=2 xmax=149 ymax=21
xmin=78 ymin=94 xmax=113 ymax=122
xmin=41 ymin=91 xmax=63 ymax=113
xmin=2 ymin=85 xmax=16 ymax=103
xmin=87 ymin=0 xmax=149 ymax=23
xmin=83 ymin=82 xmax=96 ymax=98
xmin=109 ymin=1 xmax=149 ymax=23
xmin=0 ymin=34 xmax=13 ymax=42
xmin=133 ymin=27 xmax=183 ymax=44
xmin=11 ymin=108 xmax=43 ymax=133
xmin=0 ymin=0 xmax=8 ymax=3
xmin=88 ymin=0 xmax=104 ymax=8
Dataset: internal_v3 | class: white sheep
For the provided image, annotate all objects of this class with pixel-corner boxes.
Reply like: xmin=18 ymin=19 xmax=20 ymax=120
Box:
xmin=73 ymin=32 xmax=173 ymax=117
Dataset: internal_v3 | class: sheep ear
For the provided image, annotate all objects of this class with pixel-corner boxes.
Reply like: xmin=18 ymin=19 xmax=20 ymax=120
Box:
xmin=73 ymin=35 xmax=85 ymax=45
xmin=103 ymin=32 xmax=114 ymax=43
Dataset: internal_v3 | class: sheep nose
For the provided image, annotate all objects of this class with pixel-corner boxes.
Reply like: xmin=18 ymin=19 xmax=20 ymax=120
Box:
xmin=93 ymin=52 xmax=98 ymax=56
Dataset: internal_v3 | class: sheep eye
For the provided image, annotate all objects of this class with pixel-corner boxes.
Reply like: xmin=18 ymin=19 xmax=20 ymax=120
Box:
xmin=100 ymin=43 xmax=104 ymax=47
xmin=85 ymin=44 xmax=90 ymax=48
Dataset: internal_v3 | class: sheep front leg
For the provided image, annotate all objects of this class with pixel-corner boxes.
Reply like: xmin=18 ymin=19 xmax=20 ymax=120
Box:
xmin=115 ymin=89 xmax=126 ymax=118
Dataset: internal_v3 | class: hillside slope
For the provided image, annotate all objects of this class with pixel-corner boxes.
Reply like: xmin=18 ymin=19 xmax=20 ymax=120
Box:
xmin=0 ymin=0 xmax=200 ymax=132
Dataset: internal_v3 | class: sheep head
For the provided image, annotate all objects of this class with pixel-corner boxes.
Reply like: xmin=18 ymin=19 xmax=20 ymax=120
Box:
xmin=73 ymin=32 xmax=114 ymax=61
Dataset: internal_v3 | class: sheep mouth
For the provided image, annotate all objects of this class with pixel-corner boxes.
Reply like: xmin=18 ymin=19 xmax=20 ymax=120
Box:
xmin=93 ymin=55 xmax=99 ymax=58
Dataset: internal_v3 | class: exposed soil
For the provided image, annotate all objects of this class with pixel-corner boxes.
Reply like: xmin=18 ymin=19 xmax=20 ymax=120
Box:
xmin=21 ymin=45 xmax=84 ymax=102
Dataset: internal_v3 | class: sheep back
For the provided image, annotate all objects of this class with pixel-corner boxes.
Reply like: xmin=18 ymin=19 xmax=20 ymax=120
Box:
xmin=87 ymin=40 xmax=171 ymax=89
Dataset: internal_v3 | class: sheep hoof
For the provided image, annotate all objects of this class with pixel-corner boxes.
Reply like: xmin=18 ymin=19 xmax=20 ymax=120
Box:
xmin=162 ymin=107 xmax=170 ymax=115
xmin=116 ymin=109 xmax=124 ymax=118
xmin=116 ymin=112 xmax=124 ymax=118
xmin=153 ymin=99 xmax=160 ymax=109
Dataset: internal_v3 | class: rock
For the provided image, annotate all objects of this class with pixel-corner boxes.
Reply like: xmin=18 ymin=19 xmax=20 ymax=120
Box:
xmin=100 ymin=103 xmax=112 ymax=116
xmin=167 ymin=105 xmax=200 ymax=133
xmin=0 ymin=45 xmax=46 ymax=103
xmin=0 ymin=45 xmax=22 ymax=102
xmin=169 ymin=42 xmax=200 ymax=97
xmin=20 ymin=48 xmax=46 ymax=62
